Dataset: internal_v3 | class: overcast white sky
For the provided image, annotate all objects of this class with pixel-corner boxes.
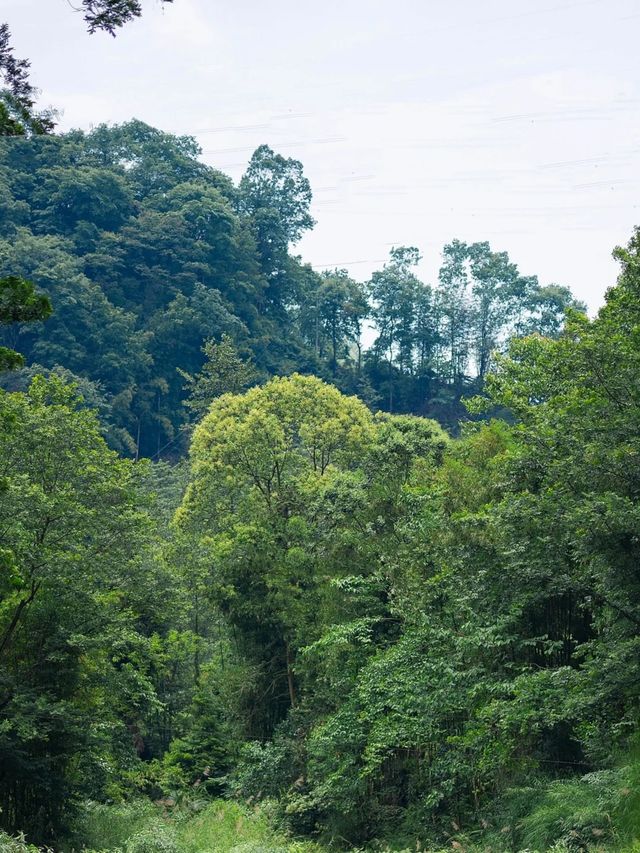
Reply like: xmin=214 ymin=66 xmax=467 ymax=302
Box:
xmin=5 ymin=0 xmax=640 ymax=311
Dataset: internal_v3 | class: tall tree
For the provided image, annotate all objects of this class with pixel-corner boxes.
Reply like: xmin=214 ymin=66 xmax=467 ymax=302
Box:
xmin=436 ymin=239 xmax=545 ymax=385
xmin=300 ymin=268 xmax=368 ymax=376
xmin=239 ymin=145 xmax=314 ymax=252
xmin=178 ymin=374 xmax=375 ymax=734
xmin=466 ymin=241 xmax=535 ymax=381
xmin=239 ymin=145 xmax=315 ymax=313
xmin=368 ymin=247 xmax=433 ymax=410
xmin=0 ymin=25 xmax=55 ymax=136
xmin=435 ymin=239 xmax=473 ymax=388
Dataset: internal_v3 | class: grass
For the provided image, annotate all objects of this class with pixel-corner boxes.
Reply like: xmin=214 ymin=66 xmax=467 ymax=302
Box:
xmin=70 ymin=800 xmax=160 ymax=852
xmin=176 ymin=800 xmax=322 ymax=853
xmin=65 ymin=798 xmax=323 ymax=853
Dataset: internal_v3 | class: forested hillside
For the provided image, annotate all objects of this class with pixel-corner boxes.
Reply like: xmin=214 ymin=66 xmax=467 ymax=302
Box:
xmin=2 ymin=1 xmax=640 ymax=849
xmin=2 ymin=178 xmax=640 ymax=850
xmin=0 ymin=122 xmax=584 ymax=455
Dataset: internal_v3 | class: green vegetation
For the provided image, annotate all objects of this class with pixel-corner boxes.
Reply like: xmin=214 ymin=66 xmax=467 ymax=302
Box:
xmin=0 ymin=123 xmax=583 ymax=455
xmin=0 ymin=24 xmax=56 ymax=137
xmin=0 ymin=96 xmax=638 ymax=850
xmin=67 ymin=799 xmax=321 ymax=853
xmin=0 ymin=800 xmax=321 ymax=852
xmin=0 ymin=274 xmax=51 ymax=369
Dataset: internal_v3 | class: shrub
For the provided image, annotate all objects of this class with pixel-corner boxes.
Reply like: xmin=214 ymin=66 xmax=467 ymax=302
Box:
xmin=125 ymin=827 xmax=179 ymax=853
xmin=72 ymin=800 xmax=160 ymax=851
xmin=0 ymin=832 xmax=43 ymax=853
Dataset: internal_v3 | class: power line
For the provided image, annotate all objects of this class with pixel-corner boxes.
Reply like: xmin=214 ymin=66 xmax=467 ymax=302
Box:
xmin=311 ymin=258 xmax=388 ymax=269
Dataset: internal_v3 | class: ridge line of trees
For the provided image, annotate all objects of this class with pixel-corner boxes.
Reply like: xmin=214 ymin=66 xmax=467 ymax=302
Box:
xmin=0 ymin=121 xmax=585 ymax=457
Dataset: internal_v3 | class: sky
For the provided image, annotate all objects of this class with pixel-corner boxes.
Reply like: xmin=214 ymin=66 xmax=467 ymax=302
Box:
xmin=5 ymin=0 xmax=640 ymax=312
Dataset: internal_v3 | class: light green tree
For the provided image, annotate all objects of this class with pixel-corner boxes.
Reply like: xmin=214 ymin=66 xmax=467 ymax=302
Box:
xmin=178 ymin=374 xmax=375 ymax=732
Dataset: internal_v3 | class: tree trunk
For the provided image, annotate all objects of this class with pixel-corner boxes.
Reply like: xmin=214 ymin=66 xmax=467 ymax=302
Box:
xmin=285 ymin=642 xmax=296 ymax=708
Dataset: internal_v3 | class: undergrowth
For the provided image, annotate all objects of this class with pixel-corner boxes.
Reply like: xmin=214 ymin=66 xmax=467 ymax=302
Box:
xmin=2 ymin=760 xmax=640 ymax=853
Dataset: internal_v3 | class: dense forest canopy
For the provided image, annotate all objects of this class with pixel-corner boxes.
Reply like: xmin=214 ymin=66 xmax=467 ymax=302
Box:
xmin=0 ymin=122 xmax=584 ymax=457
xmin=0 ymin=11 xmax=638 ymax=852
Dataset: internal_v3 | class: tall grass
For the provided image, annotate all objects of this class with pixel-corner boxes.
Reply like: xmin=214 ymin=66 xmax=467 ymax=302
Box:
xmin=511 ymin=759 xmax=640 ymax=852
xmin=69 ymin=800 xmax=162 ymax=851
xmin=65 ymin=799 xmax=322 ymax=853
xmin=175 ymin=800 xmax=321 ymax=853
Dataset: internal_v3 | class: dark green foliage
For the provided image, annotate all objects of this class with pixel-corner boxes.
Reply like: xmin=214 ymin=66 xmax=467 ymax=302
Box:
xmin=0 ymin=123 xmax=582 ymax=457
xmin=0 ymin=275 xmax=51 ymax=326
xmin=298 ymin=268 xmax=368 ymax=378
xmin=162 ymin=690 xmax=230 ymax=795
xmin=1 ymin=114 xmax=630 ymax=853
xmin=0 ymin=378 xmax=150 ymax=840
xmin=0 ymin=123 xmax=270 ymax=456
xmin=180 ymin=334 xmax=259 ymax=418
xmin=0 ymin=275 xmax=51 ymax=370
xmin=0 ymin=25 xmax=55 ymax=137
xmin=239 ymin=144 xmax=315 ymax=266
